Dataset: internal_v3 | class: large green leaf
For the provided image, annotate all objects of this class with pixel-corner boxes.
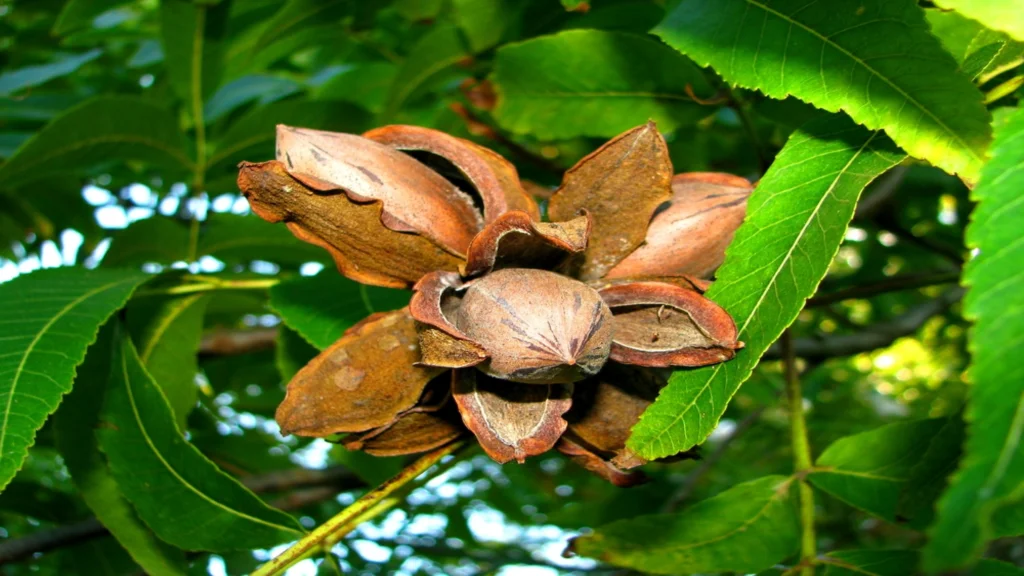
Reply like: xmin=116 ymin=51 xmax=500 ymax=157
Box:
xmin=268 ymin=271 xmax=411 ymax=350
xmin=52 ymin=0 xmax=133 ymax=35
xmin=452 ymin=0 xmax=510 ymax=52
xmin=628 ymin=115 xmax=905 ymax=459
xmin=975 ymin=559 xmax=1024 ymax=576
xmin=96 ymin=325 xmax=304 ymax=551
xmin=822 ymin=550 xmax=919 ymax=576
xmin=53 ymin=324 xmax=187 ymax=576
xmin=200 ymin=213 xmax=331 ymax=267
xmin=491 ymin=30 xmax=713 ymax=139
xmin=898 ymin=415 xmax=966 ymax=529
xmin=126 ymin=294 xmax=210 ymax=430
xmin=0 ymin=268 xmax=149 ymax=491
xmin=653 ymin=0 xmax=990 ymax=181
xmin=102 ymin=217 xmax=191 ymax=268
xmin=924 ymin=106 xmax=1024 ymax=572
xmin=382 ymin=23 xmax=468 ymax=120
xmin=159 ymin=0 xmax=232 ymax=104
xmin=934 ymin=0 xmax=1024 ymax=43
xmin=0 ymin=96 xmax=192 ymax=188
xmin=808 ymin=419 xmax=947 ymax=521
xmin=926 ymin=9 xmax=1024 ymax=81
xmin=249 ymin=0 xmax=349 ymax=57
xmin=314 ymin=64 xmax=398 ymax=115
xmin=572 ymin=476 xmax=799 ymax=574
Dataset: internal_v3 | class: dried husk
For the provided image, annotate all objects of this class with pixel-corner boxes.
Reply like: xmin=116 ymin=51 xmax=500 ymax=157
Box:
xmin=598 ymin=281 xmax=741 ymax=368
xmin=342 ymin=389 xmax=465 ymax=457
xmin=238 ymin=160 xmax=463 ymax=288
xmin=410 ymin=271 xmax=487 ymax=368
xmin=275 ymin=308 xmax=444 ymax=436
xmin=276 ymin=125 xmax=482 ymax=255
xmin=556 ymin=438 xmax=648 ymax=487
xmin=606 ymin=172 xmax=752 ymax=279
xmin=462 ymin=210 xmax=591 ymax=277
xmin=452 ymin=369 xmax=572 ymax=464
xmin=364 ymin=125 xmax=539 ymax=222
xmin=564 ymin=363 xmax=663 ymax=468
xmin=455 ymin=269 xmax=613 ymax=384
xmin=548 ymin=122 xmax=673 ymax=280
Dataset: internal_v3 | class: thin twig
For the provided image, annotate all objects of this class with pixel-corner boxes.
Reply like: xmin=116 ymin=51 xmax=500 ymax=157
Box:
xmin=766 ymin=288 xmax=964 ymax=361
xmin=807 ymin=270 xmax=960 ymax=307
xmin=783 ymin=330 xmax=816 ymax=576
xmin=852 ymin=164 xmax=909 ymax=221
xmin=251 ymin=442 xmax=464 ymax=576
xmin=199 ymin=327 xmax=278 ymax=356
xmin=449 ymin=102 xmax=564 ymax=176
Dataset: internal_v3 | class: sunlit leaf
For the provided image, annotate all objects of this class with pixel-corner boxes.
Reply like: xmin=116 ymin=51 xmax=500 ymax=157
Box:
xmin=269 ymin=271 xmax=411 ymax=350
xmin=573 ymin=476 xmax=799 ymax=574
xmin=452 ymin=0 xmax=510 ymax=52
xmin=0 ymin=268 xmax=149 ymax=491
xmin=0 ymin=96 xmax=192 ymax=188
xmin=492 ymin=30 xmax=713 ymax=139
xmin=127 ymin=294 xmax=210 ymax=430
xmin=97 ymin=325 xmax=305 ymax=551
xmin=924 ymin=105 xmax=1024 ymax=572
xmin=54 ymin=324 xmax=187 ymax=575
xmin=808 ymin=419 xmax=947 ymax=521
xmin=934 ymin=0 xmax=1024 ymax=43
xmin=653 ymin=0 xmax=990 ymax=181
xmin=628 ymin=115 xmax=905 ymax=459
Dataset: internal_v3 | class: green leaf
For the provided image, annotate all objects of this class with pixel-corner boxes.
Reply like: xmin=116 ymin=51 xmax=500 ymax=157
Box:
xmin=975 ymin=559 xmax=1024 ymax=576
xmin=203 ymin=75 xmax=303 ymax=123
xmin=275 ymin=324 xmax=318 ymax=382
xmin=822 ymin=550 xmax=918 ymax=576
xmin=653 ymin=0 xmax=990 ymax=181
xmin=127 ymin=294 xmax=210 ymax=430
xmin=628 ymin=115 xmax=905 ymax=459
xmin=269 ymin=271 xmax=411 ymax=350
xmin=925 ymin=9 xmax=1024 ymax=82
xmin=0 ymin=96 xmax=192 ymax=188
xmin=0 ymin=268 xmax=149 ymax=491
xmin=159 ymin=0 xmax=232 ymax=104
xmin=314 ymin=63 xmax=398 ymax=114
xmin=491 ymin=30 xmax=713 ymax=140
xmin=53 ymin=324 xmax=187 ymax=576
xmin=924 ymin=105 xmax=1024 ymax=572
xmin=250 ymin=0 xmax=349 ymax=59
xmin=382 ymin=23 xmax=468 ymax=120
xmin=452 ymin=0 xmax=510 ymax=52
xmin=560 ymin=0 xmax=590 ymax=10
xmin=934 ymin=0 xmax=1024 ymax=43
xmin=992 ymin=500 xmax=1023 ymax=538
xmin=96 ymin=324 xmax=304 ymax=551
xmin=572 ymin=476 xmax=799 ymax=574
xmin=898 ymin=415 xmax=966 ymax=529
xmin=0 ymin=49 xmax=102 ymax=97
xmin=199 ymin=213 xmax=331 ymax=267
xmin=205 ymin=100 xmax=371 ymax=179
xmin=53 ymin=0 xmax=133 ymax=35
xmin=102 ymin=217 xmax=190 ymax=268
xmin=808 ymin=419 xmax=947 ymax=521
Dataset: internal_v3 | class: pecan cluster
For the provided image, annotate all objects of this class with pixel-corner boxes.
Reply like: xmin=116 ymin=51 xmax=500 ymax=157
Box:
xmin=238 ymin=122 xmax=749 ymax=485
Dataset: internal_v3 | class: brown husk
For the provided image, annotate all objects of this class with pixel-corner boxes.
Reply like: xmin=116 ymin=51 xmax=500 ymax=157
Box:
xmin=462 ymin=210 xmax=591 ymax=277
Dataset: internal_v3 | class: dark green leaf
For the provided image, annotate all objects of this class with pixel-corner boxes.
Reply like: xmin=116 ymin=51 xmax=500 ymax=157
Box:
xmin=96 ymin=325 xmax=304 ymax=551
xmin=0 ymin=49 xmax=102 ymax=97
xmin=808 ymin=419 xmax=946 ymax=521
xmin=102 ymin=217 xmax=190 ymax=268
xmin=127 ymin=294 xmax=210 ymax=430
xmin=654 ymin=0 xmax=990 ymax=181
xmin=54 ymin=324 xmax=187 ymax=575
xmin=991 ymin=500 xmax=1023 ymax=538
xmin=924 ymin=105 xmax=1024 ymax=572
xmin=160 ymin=0 xmax=232 ymax=104
xmin=204 ymin=75 xmax=304 ymax=123
xmin=974 ymin=559 xmax=1024 ymax=576
xmin=53 ymin=0 xmax=133 ymax=35
xmin=0 ymin=481 xmax=82 ymax=522
xmin=0 ymin=268 xmax=149 ymax=491
xmin=492 ymin=30 xmax=713 ymax=139
xmin=268 ymin=271 xmax=411 ymax=350
xmin=275 ymin=324 xmax=318 ymax=382
xmin=934 ymin=0 xmax=1024 ymax=43
xmin=382 ymin=23 xmax=468 ymax=120
xmin=898 ymin=415 xmax=965 ymax=529
xmin=0 ymin=96 xmax=192 ymax=188
xmin=628 ymin=115 xmax=905 ymax=459
xmin=314 ymin=63 xmax=398 ymax=114
xmin=822 ymin=550 xmax=918 ymax=576
xmin=59 ymin=538 xmax=146 ymax=576
xmin=249 ymin=0 xmax=349 ymax=59
xmin=452 ymin=0 xmax=510 ymax=52
xmin=573 ymin=476 xmax=799 ymax=574
xmin=199 ymin=213 xmax=331 ymax=267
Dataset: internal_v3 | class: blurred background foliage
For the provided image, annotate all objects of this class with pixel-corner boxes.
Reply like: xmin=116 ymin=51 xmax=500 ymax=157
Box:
xmin=0 ymin=0 xmax=1017 ymax=574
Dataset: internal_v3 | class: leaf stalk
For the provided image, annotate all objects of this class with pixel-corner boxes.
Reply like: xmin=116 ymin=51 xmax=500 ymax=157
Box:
xmin=783 ymin=329 xmax=816 ymax=575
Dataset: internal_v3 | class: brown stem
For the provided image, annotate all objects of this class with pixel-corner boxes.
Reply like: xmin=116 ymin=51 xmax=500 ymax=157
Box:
xmin=199 ymin=327 xmax=278 ymax=356
xmin=448 ymin=102 xmax=564 ymax=176
xmin=807 ymin=270 xmax=960 ymax=307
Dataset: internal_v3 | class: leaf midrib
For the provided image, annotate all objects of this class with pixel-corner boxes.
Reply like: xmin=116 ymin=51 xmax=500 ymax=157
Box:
xmin=117 ymin=340 xmax=301 ymax=536
xmin=743 ymin=0 xmax=983 ymax=164
xmin=637 ymin=131 xmax=881 ymax=454
xmin=0 ymin=277 xmax=141 ymax=463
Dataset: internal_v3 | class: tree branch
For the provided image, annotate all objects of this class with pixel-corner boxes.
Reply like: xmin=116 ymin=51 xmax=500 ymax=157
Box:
xmin=0 ymin=466 xmax=364 ymax=565
xmin=767 ymin=288 xmax=964 ymax=361
xmin=807 ymin=270 xmax=960 ymax=307
xmin=199 ymin=327 xmax=278 ymax=356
